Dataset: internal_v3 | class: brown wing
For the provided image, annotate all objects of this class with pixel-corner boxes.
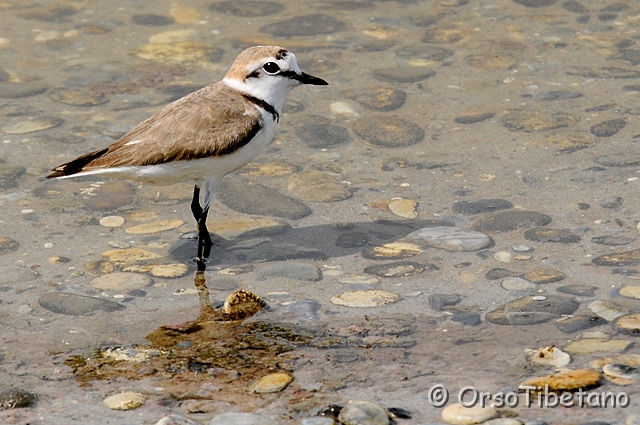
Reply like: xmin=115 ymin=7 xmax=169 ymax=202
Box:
xmin=47 ymin=82 xmax=262 ymax=178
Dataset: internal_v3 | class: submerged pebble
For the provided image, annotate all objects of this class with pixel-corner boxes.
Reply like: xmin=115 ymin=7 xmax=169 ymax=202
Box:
xmin=441 ymin=403 xmax=498 ymax=425
xmin=404 ymin=226 xmax=492 ymax=252
xmin=331 ymin=289 xmax=400 ymax=308
xmin=103 ymin=391 xmax=145 ymax=410
xmin=208 ymin=412 xmax=278 ymax=425
xmin=338 ymin=400 xmax=389 ymax=425
xmin=353 ymin=116 xmax=424 ymax=148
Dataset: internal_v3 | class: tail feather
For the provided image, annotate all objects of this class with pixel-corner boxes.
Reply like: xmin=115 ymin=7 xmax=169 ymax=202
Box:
xmin=47 ymin=148 xmax=109 ymax=179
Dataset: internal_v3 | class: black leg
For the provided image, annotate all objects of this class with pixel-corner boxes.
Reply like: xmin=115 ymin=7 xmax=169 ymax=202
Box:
xmin=191 ymin=185 xmax=213 ymax=271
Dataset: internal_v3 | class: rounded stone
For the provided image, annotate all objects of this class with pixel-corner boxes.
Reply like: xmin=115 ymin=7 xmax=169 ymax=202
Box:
xmin=103 ymin=391 xmax=145 ymax=410
xmin=0 ymin=389 xmax=37 ymax=409
xmin=338 ymin=400 xmax=389 ymax=425
xmin=209 ymin=1 xmax=285 ymax=16
xmin=603 ymin=363 xmax=639 ymax=380
xmin=0 ymin=236 xmax=19 ymax=254
xmin=525 ymin=227 xmax=581 ymax=244
xmin=563 ymin=338 xmax=632 ymax=354
xmin=512 ymin=0 xmax=558 ymax=7
xmin=593 ymin=249 xmax=640 ymax=267
xmin=395 ymin=44 xmax=454 ymax=62
xmin=353 ymin=116 xmax=424 ymax=148
xmin=486 ymin=295 xmax=579 ymax=325
xmin=452 ymin=199 xmax=512 ymax=215
xmin=372 ymin=67 xmax=436 ymax=83
xmin=404 ymin=226 xmax=492 ymax=252
xmin=0 ymin=82 xmax=48 ymax=98
xmin=466 ymin=54 xmax=517 ymax=71
xmin=454 ymin=112 xmax=495 ymax=125
xmin=336 ymin=231 xmax=370 ymax=248
xmin=522 ymin=268 xmax=565 ymax=284
xmin=557 ymin=284 xmax=598 ymax=297
xmin=441 ymin=403 xmax=498 ymax=425
xmin=295 ymin=124 xmax=351 ymax=148
xmin=39 ymin=291 xmax=126 ymax=315
xmin=250 ymin=372 xmax=293 ymax=394
xmin=258 ymin=261 xmax=322 ymax=282
xmin=595 ymin=153 xmax=640 ymax=168
xmin=500 ymin=277 xmax=535 ymax=291
xmin=331 ymin=289 xmax=400 ymax=308
xmin=287 ymin=171 xmax=351 ymax=202
xmin=259 ymin=14 xmax=347 ymax=37
xmin=343 ymin=87 xmax=407 ymax=111
xmin=125 ymin=219 xmax=184 ymax=234
xmin=620 ymin=286 xmax=640 ymax=299
xmin=472 ymin=210 xmax=551 ymax=233
xmin=90 ymin=272 xmax=152 ymax=291
xmin=501 ymin=110 xmax=577 ymax=132
xmin=493 ymin=251 xmax=513 ymax=262
xmin=589 ymin=300 xmax=629 ymax=321
xmin=208 ymin=216 xmax=288 ymax=238
xmin=82 ymin=180 xmax=133 ymax=211
xmin=99 ymin=216 xmax=125 ymax=228
xmin=519 ymin=369 xmax=600 ymax=392
xmin=363 ymin=261 xmax=428 ymax=278
xmin=132 ymin=42 xmax=224 ymax=66
xmin=362 ymin=242 xmax=422 ymax=260
xmin=149 ymin=263 xmax=189 ymax=278
xmin=591 ymin=235 xmax=635 ymax=246
xmin=207 ymin=412 xmax=278 ymax=425
xmin=388 ymin=199 xmax=418 ymax=219
xmin=49 ymin=87 xmax=109 ymax=106
xmin=2 ymin=116 xmax=63 ymax=134
xmin=533 ymin=90 xmax=583 ymax=101
xmin=103 ymin=248 xmax=163 ymax=265
xmin=590 ymin=119 xmax=626 ymax=137
xmin=614 ymin=313 xmax=640 ymax=335
xmin=218 ymin=176 xmax=312 ymax=219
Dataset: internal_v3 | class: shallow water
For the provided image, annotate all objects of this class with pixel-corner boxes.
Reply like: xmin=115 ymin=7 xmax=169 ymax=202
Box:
xmin=1 ymin=0 xmax=640 ymax=423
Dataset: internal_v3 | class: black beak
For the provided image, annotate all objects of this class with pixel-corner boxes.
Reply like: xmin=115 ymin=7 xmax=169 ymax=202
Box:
xmin=297 ymin=71 xmax=328 ymax=86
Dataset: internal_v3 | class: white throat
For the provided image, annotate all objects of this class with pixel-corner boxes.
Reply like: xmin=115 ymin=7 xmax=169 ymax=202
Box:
xmin=223 ymin=77 xmax=292 ymax=113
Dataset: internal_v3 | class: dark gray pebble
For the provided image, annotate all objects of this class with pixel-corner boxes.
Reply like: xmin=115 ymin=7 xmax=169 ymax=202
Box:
xmin=591 ymin=235 xmax=635 ymax=246
xmin=353 ymin=116 xmax=424 ymax=147
xmin=0 ymin=82 xmax=48 ymax=99
xmin=428 ymin=293 xmax=461 ymax=311
xmin=557 ymin=284 xmax=598 ymax=296
xmin=0 ymin=165 xmax=25 ymax=191
xmin=39 ymin=291 xmax=125 ymax=315
xmin=592 ymin=249 xmax=640 ymax=267
xmin=611 ymin=49 xmax=640 ymax=66
xmin=132 ymin=14 xmax=175 ymax=26
xmin=295 ymin=124 xmax=351 ymax=148
xmin=595 ymin=152 xmax=640 ymax=167
xmin=452 ymin=198 xmax=513 ymax=215
xmin=533 ymin=90 xmax=582 ymax=101
xmin=450 ymin=312 xmax=481 ymax=326
xmin=590 ymin=119 xmax=626 ymax=137
xmin=598 ymin=13 xmax=618 ymax=21
xmin=343 ymin=87 xmax=407 ymax=111
xmin=524 ymin=227 xmax=581 ymax=243
xmin=486 ymin=295 xmax=579 ymax=325
xmin=512 ymin=0 xmax=558 ymax=7
xmin=554 ymin=315 xmax=607 ymax=334
xmin=335 ymin=231 xmax=370 ymax=248
xmin=472 ymin=210 xmax=551 ymax=233
xmin=372 ymin=67 xmax=435 ymax=83
xmin=599 ymin=196 xmax=622 ymax=210
xmin=209 ymin=0 xmax=285 ymax=16
xmin=562 ymin=1 xmax=588 ymax=13
xmin=454 ymin=112 xmax=495 ymax=124
xmin=485 ymin=268 xmax=519 ymax=280
xmin=0 ymin=389 xmax=37 ymax=410
xmin=602 ymin=4 xmax=629 ymax=12
xmin=218 ymin=176 xmax=312 ymax=219
xmin=260 ymin=14 xmax=347 ymax=37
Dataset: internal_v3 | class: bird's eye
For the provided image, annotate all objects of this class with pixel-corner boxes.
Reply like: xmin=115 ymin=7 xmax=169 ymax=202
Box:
xmin=262 ymin=62 xmax=281 ymax=74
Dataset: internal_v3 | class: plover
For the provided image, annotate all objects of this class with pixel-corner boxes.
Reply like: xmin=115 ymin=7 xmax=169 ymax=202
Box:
xmin=47 ymin=45 xmax=328 ymax=270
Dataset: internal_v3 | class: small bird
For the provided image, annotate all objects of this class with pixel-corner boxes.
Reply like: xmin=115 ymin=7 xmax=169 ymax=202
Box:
xmin=47 ymin=45 xmax=328 ymax=271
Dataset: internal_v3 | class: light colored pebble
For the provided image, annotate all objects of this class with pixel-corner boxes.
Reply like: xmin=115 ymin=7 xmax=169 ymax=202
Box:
xmin=589 ymin=299 xmax=630 ymax=321
xmin=338 ymin=400 xmax=389 ymax=425
xmin=441 ymin=402 xmax=498 ymax=425
xmin=493 ymin=251 xmax=512 ymax=262
xmin=482 ymin=419 xmax=523 ymax=425
xmin=500 ymin=277 xmax=535 ymax=291
xmin=337 ymin=274 xmax=380 ymax=285
xmin=155 ymin=413 xmax=200 ymax=425
xmin=90 ymin=272 xmax=153 ymax=291
xmin=103 ymin=391 xmax=145 ymax=410
xmin=526 ymin=346 xmax=571 ymax=368
xmin=330 ymin=101 xmax=359 ymax=116
xmin=250 ymin=372 xmax=292 ymax=393
xmin=300 ymin=417 xmax=336 ymax=425
xmin=100 ymin=215 xmax=125 ymax=228
xmin=388 ymin=199 xmax=418 ymax=219
xmin=563 ymin=338 xmax=632 ymax=354
xmin=331 ymin=289 xmax=400 ymax=308
xmin=103 ymin=248 xmax=163 ymax=265
xmin=404 ymin=226 xmax=492 ymax=252
xmin=620 ymin=286 xmax=640 ymax=299
xmin=125 ymin=219 xmax=184 ymax=234
xmin=512 ymin=244 xmax=533 ymax=253
xmin=603 ymin=363 xmax=639 ymax=380
xmin=149 ymin=263 xmax=190 ymax=278
xmin=519 ymin=369 xmax=601 ymax=392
